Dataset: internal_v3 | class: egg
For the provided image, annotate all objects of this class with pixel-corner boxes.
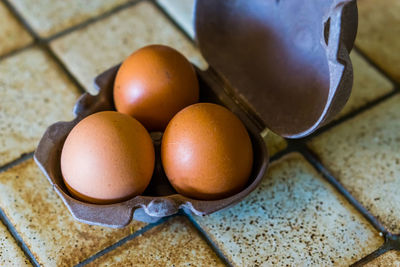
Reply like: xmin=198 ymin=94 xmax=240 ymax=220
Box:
xmin=114 ymin=44 xmax=199 ymax=131
xmin=161 ymin=103 xmax=253 ymax=200
xmin=60 ymin=111 xmax=155 ymax=204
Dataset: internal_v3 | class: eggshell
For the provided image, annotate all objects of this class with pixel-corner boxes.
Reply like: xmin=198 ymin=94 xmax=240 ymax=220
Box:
xmin=60 ymin=111 xmax=155 ymax=204
xmin=161 ymin=103 xmax=253 ymax=200
xmin=114 ymin=44 xmax=199 ymax=131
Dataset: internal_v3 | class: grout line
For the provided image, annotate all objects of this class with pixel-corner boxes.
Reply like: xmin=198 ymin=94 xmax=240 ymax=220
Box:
xmin=302 ymin=89 xmax=399 ymax=142
xmin=75 ymin=215 xmax=176 ymax=267
xmin=0 ymin=207 xmax=40 ymax=267
xmin=268 ymin=141 xmax=304 ymax=163
xmin=0 ymin=43 xmax=35 ymax=61
xmin=184 ymin=212 xmax=233 ymax=267
xmin=150 ymin=0 xmax=197 ymax=45
xmin=353 ymin=46 xmax=400 ymax=90
xmin=0 ymin=152 xmax=33 ymax=174
xmin=350 ymin=243 xmax=391 ymax=266
xmin=45 ymin=0 xmax=142 ymax=42
xmin=38 ymin=43 xmax=87 ymax=94
xmin=300 ymin=147 xmax=389 ymax=235
xmin=384 ymin=232 xmax=400 ymax=250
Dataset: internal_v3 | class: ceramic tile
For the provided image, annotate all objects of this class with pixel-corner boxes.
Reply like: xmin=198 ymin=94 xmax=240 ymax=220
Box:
xmin=0 ymin=2 xmax=32 ymax=56
xmin=365 ymin=251 xmax=400 ymax=267
xmin=0 ymin=47 xmax=80 ymax=166
xmin=0 ymin=159 xmax=146 ymax=266
xmin=88 ymin=216 xmax=224 ymax=267
xmin=156 ymin=0 xmax=195 ymax=39
xmin=0 ymin=221 xmax=31 ymax=266
xmin=50 ymin=1 xmax=207 ymax=95
xmin=193 ymin=153 xmax=382 ymax=266
xmin=309 ymin=95 xmax=400 ymax=233
xmin=261 ymin=129 xmax=287 ymax=157
xmin=355 ymin=0 xmax=400 ymax=83
xmin=10 ymin=0 xmax=128 ymax=37
xmin=337 ymin=51 xmax=393 ymax=118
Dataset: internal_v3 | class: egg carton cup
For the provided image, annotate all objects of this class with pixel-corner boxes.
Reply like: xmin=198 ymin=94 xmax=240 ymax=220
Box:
xmin=34 ymin=65 xmax=268 ymax=227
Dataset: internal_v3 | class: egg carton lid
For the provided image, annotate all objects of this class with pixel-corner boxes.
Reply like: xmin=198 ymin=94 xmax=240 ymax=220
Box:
xmin=194 ymin=0 xmax=357 ymax=138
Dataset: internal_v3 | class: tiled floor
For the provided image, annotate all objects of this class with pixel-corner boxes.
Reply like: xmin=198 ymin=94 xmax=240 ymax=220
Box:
xmin=355 ymin=0 xmax=400 ymax=84
xmin=365 ymin=251 xmax=400 ymax=267
xmin=50 ymin=1 xmax=207 ymax=95
xmin=0 ymin=1 xmax=31 ymax=56
xmin=9 ymin=0 xmax=129 ymax=37
xmin=87 ymin=217 xmax=224 ymax=267
xmin=192 ymin=153 xmax=382 ymax=266
xmin=0 ymin=221 xmax=30 ymax=266
xmin=0 ymin=0 xmax=399 ymax=266
xmin=0 ymin=47 xmax=80 ymax=166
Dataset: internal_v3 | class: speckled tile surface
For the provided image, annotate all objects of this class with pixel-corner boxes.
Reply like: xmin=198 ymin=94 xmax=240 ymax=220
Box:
xmin=0 ymin=2 xmax=31 ymax=56
xmin=0 ymin=47 xmax=79 ymax=166
xmin=192 ymin=153 xmax=382 ymax=266
xmin=0 ymin=221 xmax=31 ymax=266
xmin=156 ymin=0 xmax=195 ymax=39
xmin=9 ymin=0 xmax=128 ymax=37
xmin=50 ymin=1 xmax=207 ymax=95
xmin=355 ymin=0 xmax=400 ymax=83
xmin=365 ymin=251 xmax=400 ymax=267
xmin=0 ymin=159 xmax=146 ymax=266
xmin=309 ymin=95 xmax=400 ymax=233
xmin=337 ymin=51 xmax=393 ymax=118
xmin=88 ymin=217 xmax=225 ymax=267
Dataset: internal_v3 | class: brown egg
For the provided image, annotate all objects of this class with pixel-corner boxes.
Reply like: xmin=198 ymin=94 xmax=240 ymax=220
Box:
xmin=161 ymin=103 xmax=253 ymax=200
xmin=61 ymin=111 xmax=155 ymax=204
xmin=114 ymin=44 xmax=199 ymax=131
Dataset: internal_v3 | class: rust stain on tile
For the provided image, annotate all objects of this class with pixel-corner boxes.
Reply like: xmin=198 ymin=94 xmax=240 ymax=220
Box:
xmin=0 ymin=2 xmax=32 ymax=56
xmin=194 ymin=153 xmax=382 ymax=266
xmin=355 ymin=0 xmax=400 ymax=83
xmin=0 ymin=47 xmax=80 ymax=166
xmin=0 ymin=159 xmax=146 ymax=266
xmin=88 ymin=216 xmax=225 ymax=267
xmin=364 ymin=251 xmax=400 ymax=267
xmin=0 ymin=221 xmax=31 ymax=266
xmin=9 ymin=0 xmax=129 ymax=37
xmin=309 ymin=95 xmax=400 ymax=233
xmin=50 ymin=1 xmax=207 ymax=95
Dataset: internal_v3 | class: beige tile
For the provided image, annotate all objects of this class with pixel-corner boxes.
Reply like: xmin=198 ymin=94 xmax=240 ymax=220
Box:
xmin=156 ymin=0 xmax=195 ymax=39
xmin=355 ymin=0 xmax=400 ymax=83
xmin=309 ymin=95 xmax=400 ymax=233
xmin=365 ymin=251 xmax=400 ymax=267
xmin=0 ymin=47 xmax=80 ymax=166
xmin=10 ymin=0 xmax=128 ymax=37
xmin=0 ymin=159 xmax=146 ymax=266
xmin=0 ymin=221 xmax=31 ymax=266
xmin=337 ymin=51 xmax=393 ymax=118
xmin=0 ymin=2 xmax=32 ymax=56
xmin=261 ymin=128 xmax=287 ymax=157
xmin=88 ymin=216 xmax=224 ymax=267
xmin=194 ymin=153 xmax=382 ymax=266
xmin=50 ymin=1 xmax=207 ymax=95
